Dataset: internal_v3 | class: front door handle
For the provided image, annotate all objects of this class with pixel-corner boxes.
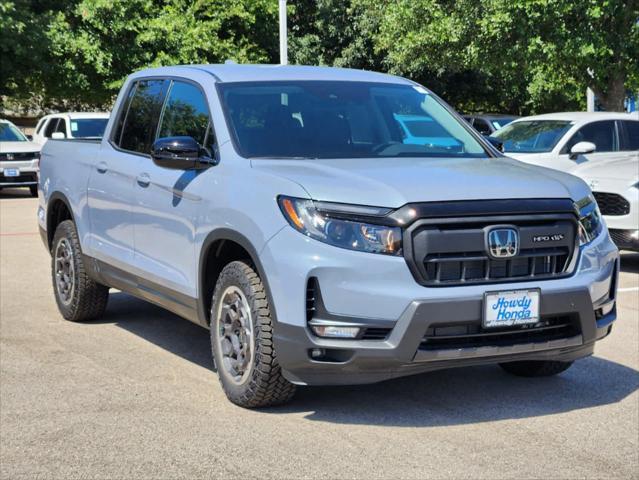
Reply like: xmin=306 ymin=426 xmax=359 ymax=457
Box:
xmin=96 ymin=161 xmax=108 ymax=174
xmin=136 ymin=173 xmax=151 ymax=188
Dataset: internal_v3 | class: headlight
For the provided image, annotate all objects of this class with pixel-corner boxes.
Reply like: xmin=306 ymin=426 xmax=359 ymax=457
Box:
xmin=278 ymin=196 xmax=402 ymax=255
xmin=576 ymin=196 xmax=603 ymax=245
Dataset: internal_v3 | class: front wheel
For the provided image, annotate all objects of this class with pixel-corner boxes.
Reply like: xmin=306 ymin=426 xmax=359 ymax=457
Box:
xmin=51 ymin=220 xmax=109 ymax=321
xmin=210 ymin=261 xmax=295 ymax=408
xmin=499 ymin=360 xmax=573 ymax=377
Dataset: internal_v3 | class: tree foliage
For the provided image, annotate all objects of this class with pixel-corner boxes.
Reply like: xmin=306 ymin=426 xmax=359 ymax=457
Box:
xmin=1 ymin=0 xmax=637 ymax=114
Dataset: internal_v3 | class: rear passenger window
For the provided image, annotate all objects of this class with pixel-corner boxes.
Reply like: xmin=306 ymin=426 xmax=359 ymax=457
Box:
xmin=563 ymin=120 xmax=617 ymax=153
xmin=158 ymin=81 xmax=213 ymax=151
xmin=112 ymin=83 xmax=138 ymax=147
xmin=620 ymin=120 xmax=639 ymax=151
xmin=119 ymin=79 xmax=168 ymax=154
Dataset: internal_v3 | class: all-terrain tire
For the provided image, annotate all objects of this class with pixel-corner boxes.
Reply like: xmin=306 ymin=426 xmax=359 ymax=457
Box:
xmin=499 ymin=360 xmax=573 ymax=377
xmin=51 ymin=220 xmax=109 ymax=321
xmin=210 ymin=260 xmax=296 ymax=408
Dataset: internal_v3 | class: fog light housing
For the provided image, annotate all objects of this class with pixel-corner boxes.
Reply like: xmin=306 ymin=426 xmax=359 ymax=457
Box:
xmin=311 ymin=325 xmax=360 ymax=338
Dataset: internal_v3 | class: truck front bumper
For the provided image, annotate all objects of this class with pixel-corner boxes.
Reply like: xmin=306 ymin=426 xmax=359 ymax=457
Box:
xmin=275 ymin=286 xmax=616 ymax=386
xmin=261 ymin=224 xmax=619 ymax=386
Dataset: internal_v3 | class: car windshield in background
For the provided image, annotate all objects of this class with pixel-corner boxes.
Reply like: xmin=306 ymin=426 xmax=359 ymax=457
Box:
xmin=0 ymin=123 xmax=27 ymax=142
xmin=490 ymin=118 xmax=518 ymax=130
xmin=218 ymin=81 xmax=487 ymax=159
xmin=71 ymin=118 xmax=108 ymax=138
xmin=492 ymin=120 xmax=572 ymax=153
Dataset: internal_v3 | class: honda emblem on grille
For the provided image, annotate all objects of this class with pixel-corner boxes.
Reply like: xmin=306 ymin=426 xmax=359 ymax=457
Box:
xmin=6 ymin=153 xmax=13 ymax=160
xmin=486 ymin=227 xmax=519 ymax=259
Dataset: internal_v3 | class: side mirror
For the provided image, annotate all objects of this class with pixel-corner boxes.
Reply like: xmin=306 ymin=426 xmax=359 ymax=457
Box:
xmin=569 ymin=141 xmax=596 ymax=160
xmin=151 ymin=136 xmax=215 ymax=170
xmin=486 ymin=136 xmax=504 ymax=152
xmin=51 ymin=132 xmax=66 ymax=140
xmin=26 ymin=134 xmax=33 ymax=141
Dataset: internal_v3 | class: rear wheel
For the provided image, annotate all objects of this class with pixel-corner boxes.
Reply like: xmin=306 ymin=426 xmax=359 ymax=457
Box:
xmin=51 ymin=220 xmax=109 ymax=321
xmin=29 ymin=185 xmax=37 ymax=197
xmin=210 ymin=260 xmax=295 ymax=408
xmin=499 ymin=360 xmax=573 ymax=377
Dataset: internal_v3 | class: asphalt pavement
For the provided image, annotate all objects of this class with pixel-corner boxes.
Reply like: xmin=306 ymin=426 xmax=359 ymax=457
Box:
xmin=1 ymin=187 xmax=637 ymax=479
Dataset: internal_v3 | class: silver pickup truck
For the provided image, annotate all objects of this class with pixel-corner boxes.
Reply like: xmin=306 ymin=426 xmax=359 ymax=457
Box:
xmin=38 ymin=64 xmax=619 ymax=407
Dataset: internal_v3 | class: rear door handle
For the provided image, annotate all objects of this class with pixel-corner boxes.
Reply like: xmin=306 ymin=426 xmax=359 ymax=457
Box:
xmin=136 ymin=173 xmax=151 ymax=188
xmin=96 ymin=161 xmax=108 ymax=174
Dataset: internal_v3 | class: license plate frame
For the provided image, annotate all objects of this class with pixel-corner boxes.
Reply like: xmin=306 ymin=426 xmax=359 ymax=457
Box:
xmin=483 ymin=289 xmax=541 ymax=329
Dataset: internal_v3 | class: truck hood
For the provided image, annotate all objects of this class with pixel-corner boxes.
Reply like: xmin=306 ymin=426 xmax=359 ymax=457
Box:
xmin=0 ymin=141 xmax=42 ymax=153
xmin=251 ymin=156 xmax=591 ymax=208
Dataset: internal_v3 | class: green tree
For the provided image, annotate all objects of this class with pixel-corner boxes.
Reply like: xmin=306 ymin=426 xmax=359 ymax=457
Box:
xmin=373 ymin=0 xmax=639 ymax=113
xmin=1 ymin=0 xmax=279 ymax=110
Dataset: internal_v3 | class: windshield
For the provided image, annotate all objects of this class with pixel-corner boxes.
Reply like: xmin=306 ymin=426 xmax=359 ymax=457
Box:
xmin=71 ymin=118 xmax=108 ymax=138
xmin=0 ymin=123 xmax=27 ymax=142
xmin=492 ymin=120 xmax=572 ymax=153
xmin=218 ymin=81 xmax=486 ymax=159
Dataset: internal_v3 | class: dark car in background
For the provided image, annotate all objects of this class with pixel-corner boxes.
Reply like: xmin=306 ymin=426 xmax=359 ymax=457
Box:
xmin=465 ymin=114 xmax=519 ymax=135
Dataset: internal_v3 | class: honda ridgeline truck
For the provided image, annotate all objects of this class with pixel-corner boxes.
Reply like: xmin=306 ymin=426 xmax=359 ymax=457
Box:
xmin=38 ymin=65 xmax=619 ymax=407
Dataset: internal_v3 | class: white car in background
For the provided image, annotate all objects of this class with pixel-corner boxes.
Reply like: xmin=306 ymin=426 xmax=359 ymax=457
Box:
xmin=0 ymin=119 xmax=41 ymax=196
xmin=573 ymin=158 xmax=639 ymax=251
xmin=492 ymin=112 xmax=638 ymax=251
xmin=33 ymin=112 xmax=109 ymax=144
xmin=491 ymin=112 xmax=638 ymax=172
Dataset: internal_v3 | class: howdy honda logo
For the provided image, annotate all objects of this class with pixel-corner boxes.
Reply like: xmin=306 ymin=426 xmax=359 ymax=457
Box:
xmin=486 ymin=227 xmax=519 ymax=259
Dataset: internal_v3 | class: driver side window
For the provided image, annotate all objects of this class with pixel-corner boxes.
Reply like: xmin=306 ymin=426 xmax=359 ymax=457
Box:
xmin=157 ymin=81 xmax=214 ymax=154
xmin=561 ymin=120 xmax=617 ymax=154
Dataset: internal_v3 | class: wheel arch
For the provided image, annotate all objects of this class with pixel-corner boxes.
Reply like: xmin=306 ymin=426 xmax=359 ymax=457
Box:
xmin=198 ymin=229 xmax=277 ymax=327
xmin=46 ymin=192 xmax=76 ymax=251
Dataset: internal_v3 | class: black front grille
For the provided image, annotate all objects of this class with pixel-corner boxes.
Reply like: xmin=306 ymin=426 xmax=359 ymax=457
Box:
xmin=593 ymin=192 xmax=630 ymax=216
xmin=424 ymin=248 xmax=570 ymax=285
xmin=420 ymin=315 xmax=579 ymax=351
xmin=407 ymin=215 xmax=578 ymax=287
xmin=0 ymin=152 xmax=39 ymax=162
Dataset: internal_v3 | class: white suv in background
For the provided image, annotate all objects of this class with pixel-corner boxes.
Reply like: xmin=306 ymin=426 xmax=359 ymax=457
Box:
xmin=33 ymin=112 xmax=109 ymax=144
xmin=0 ymin=119 xmax=41 ymax=196
xmin=491 ymin=112 xmax=638 ymax=172
xmin=492 ymin=112 xmax=639 ymax=251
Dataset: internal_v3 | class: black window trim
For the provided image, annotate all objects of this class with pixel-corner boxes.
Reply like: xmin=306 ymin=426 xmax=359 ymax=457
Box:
xmin=109 ymin=75 xmax=218 ymax=160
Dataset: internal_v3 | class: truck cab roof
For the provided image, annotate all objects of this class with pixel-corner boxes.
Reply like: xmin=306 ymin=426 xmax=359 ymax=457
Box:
xmin=130 ymin=64 xmax=414 ymax=85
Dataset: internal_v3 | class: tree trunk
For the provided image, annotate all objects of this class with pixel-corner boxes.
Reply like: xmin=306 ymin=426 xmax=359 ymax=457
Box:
xmin=593 ymin=74 xmax=627 ymax=112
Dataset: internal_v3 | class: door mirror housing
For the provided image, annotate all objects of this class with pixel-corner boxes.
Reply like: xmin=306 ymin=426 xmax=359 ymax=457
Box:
xmin=569 ymin=141 xmax=596 ymax=160
xmin=151 ymin=136 xmax=216 ymax=170
xmin=486 ymin=136 xmax=504 ymax=152
xmin=51 ymin=132 xmax=66 ymax=140
xmin=26 ymin=134 xmax=33 ymax=141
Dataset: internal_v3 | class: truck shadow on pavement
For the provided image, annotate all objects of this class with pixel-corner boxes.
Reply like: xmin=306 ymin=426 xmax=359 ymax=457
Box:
xmin=102 ymin=292 xmax=639 ymax=427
